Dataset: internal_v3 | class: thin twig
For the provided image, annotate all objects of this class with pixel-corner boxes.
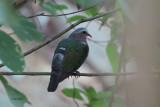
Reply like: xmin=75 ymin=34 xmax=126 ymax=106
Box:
xmin=0 ymin=71 xmax=159 ymax=76
xmin=52 ymin=0 xmax=76 ymax=30
xmin=27 ymin=0 xmax=43 ymax=31
xmin=86 ymin=2 xmax=104 ymax=28
xmin=72 ymin=78 xmax=80 ymax=107
xmin=0 ymin=8 xmax=120 ymax=68
xmin=108 ymin=36 xmax=125 ymax=107
xmin=28 ymin=3 xmax=98 ymax=18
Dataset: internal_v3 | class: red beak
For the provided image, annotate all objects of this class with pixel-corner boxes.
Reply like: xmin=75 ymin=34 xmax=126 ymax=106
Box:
xmin=88 ymin=34 xmax=92 ymax=38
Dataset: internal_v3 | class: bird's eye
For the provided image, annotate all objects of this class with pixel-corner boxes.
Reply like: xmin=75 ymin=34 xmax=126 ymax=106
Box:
xmin=82 ymin=31 xmax=87 ymax=34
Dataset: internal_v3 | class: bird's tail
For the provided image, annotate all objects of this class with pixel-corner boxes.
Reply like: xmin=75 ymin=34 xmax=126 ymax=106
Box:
xmin=47 ymin=53 xmax=64 ymax=92
xmin=47 ymin=72 xmax=60 ymax=92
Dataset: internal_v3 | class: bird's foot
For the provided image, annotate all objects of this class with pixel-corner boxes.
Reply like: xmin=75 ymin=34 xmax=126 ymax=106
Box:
xmin=73 ymin=71 xmax=80 ymax=79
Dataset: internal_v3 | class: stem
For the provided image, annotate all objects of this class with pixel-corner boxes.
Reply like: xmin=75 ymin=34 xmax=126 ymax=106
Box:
xmin=0 ymin=71 xmax=158 ymax=76
xmin=28 ymin=3 xmax=98 ymax=18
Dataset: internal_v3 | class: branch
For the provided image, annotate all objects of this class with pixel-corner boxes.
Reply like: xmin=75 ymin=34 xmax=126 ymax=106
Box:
xmin=52 ymin=0 xmax=76 ymax=30
xmin=0 ymin=71 xmax=159 ymax=76
xmin=0 ymin=8 xmax=120 ymax=68
xmin=86 ymin=2 xmax=104 ymax=28
xmin=24 ymin=8 xmax=120 ymax=56
xmin=72 ymin=78 xmax=80 ymax=107
xmin=28 ymin=3 xmax=98 ymax=18
xmin=122 ymin=32 xmax=129 ymax=106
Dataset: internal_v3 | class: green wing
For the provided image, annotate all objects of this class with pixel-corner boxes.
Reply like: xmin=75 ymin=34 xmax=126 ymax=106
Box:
xmin=55 ymin=38 xmax=89 ymax=73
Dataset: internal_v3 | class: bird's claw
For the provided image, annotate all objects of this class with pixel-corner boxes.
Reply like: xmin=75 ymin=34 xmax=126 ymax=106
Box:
xmin=74 ymin=71 xmax=80 ymax=79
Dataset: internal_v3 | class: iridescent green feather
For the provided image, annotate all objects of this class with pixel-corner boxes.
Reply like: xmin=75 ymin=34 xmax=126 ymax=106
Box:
xmin=55 ymin=38 xmax=89 ymax=73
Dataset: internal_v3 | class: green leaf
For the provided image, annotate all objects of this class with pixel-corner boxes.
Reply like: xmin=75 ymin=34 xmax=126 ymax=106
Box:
xmin=106 ymin=42 xmax=120 ymax=73
xmin=95 ymin=91 xmax=112 ymax=100
xmin=83 ymin=87 xmax=111 ymax=107
xmin=41 ymin=2 xmax=56 ymax=16
xmin=112 ymin=97 xmax=125 ymax=107
xmin=0 ymin=0 xmax=19 ymax=25
xmin=0 ymin=30 xmax=25 ymax=72
xmin=67 ymin=15 xmax=87 ymax=23
xmin=0 ymin=0 xmax=44 ymax=42
xmin=52 ymin=4 xmax=68 ymax=11
xmin=115 ymin=1 xmax=124 ymax=22
xmin=85 ymin=87 xmax=97 ymax=101
xmin=75 ymin=0 xmax=103 ymax=7
xmin=85 ymin=6 xmax=98 ymax=17
xmin=11 ymin=16 xmax=44 ymax=42
xmin=110 ymin=21 xmax=122 ymax=42
xmin=62 ymin=88 xmax=85 ymax=101
xmin=41 ymin=2 xmax=68 ymax=16
xmin=36 ymin=0 xmax=44 ymax=4
xmin=85 ymin=87 xmax=111 ymax=107
xmin=102 ymin=15 xmax=111 ymax=24
xmin=118 ymin=0 xmax=135 ymax=21
xmin=99 ymin=13 xmax=112 ymax=30
xmin=0 ymin=75 xmax=31 ymax=107
xmin=91 ymin=101 xmax=109 ymax=107
xmin=8 ymin=0 xmax=19 ymax=3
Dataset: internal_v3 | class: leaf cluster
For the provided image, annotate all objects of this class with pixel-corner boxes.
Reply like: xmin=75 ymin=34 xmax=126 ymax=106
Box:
xmin=0 ymin=0 xmax=128 ymax=107
xmin=62 ymin=87 xmax=111 ymax=107
xmin=62 ymin=87 xmax=124 ymax=107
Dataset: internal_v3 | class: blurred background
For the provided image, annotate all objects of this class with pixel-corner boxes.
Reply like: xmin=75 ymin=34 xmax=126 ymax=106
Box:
xmin=0 ymin=0 xmax=160 ymax=107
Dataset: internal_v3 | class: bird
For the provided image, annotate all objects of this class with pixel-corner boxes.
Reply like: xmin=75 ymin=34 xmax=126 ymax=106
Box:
xmin=48 ymin=27 xmax=92 ymax=92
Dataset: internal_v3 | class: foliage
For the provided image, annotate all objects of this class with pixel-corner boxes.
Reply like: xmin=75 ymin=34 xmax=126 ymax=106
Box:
xmin=63 ymin=1 xmax=127 ymax=107
xmin=0 ymin=0 xmax=44 ymax=73
xmin=107 ymin=42 xmax=120 ymax=73
xmin=0 ymin=30 xmax=25 ymax=72
xmin=62 ymin=88 xmax=85 ymax=100
xmin=67 ymin=15 xmax=87 ymax=23
xmin=0 ymin=0 xmax=44 ymax=42
xmin=0 ymin=0 xmax=128 ymax=106
xmin=12 ymin=16 xmax=44 ymax=42
xmin=0 ymin=75 xmax=31 ymax=107
xmin=75 ymin=0 xmax=103 ymax=7
xmin=0 ymin=0 xmax=45 ymax=106
xmin=85 ymin=6 xmax=98 ymax=17
xmin=115 ymin=1 xmax=124 ymax=22
xmin=66 ymin=0 xmax=103 ymax=23
xmin=62 ymin=87 xmax=124 ymax=107
xmin=62 ymin=87 xmax=111 ymax=107
xmin=41 ymin=2 xmax=68 ymax=17
xmin=99 ymin=13 xmax=113 ymax=29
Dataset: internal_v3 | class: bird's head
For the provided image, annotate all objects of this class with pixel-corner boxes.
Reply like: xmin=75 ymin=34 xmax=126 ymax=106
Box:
xmin=69 ymin=28 xmax=92 ymax=42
